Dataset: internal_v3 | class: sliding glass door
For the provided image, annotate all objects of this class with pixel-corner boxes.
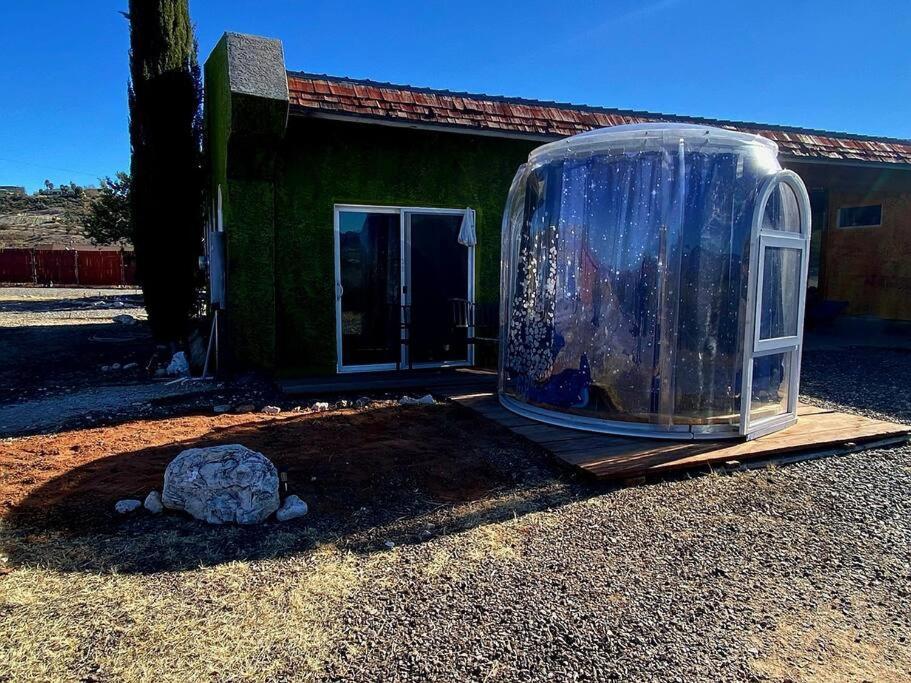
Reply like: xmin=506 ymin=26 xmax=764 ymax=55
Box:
xmin=335 ymin=208 xmax=402 ymax=371
xmin=334 ymin=206 xmax=474 ymax=373
xmin=405 ymin=211 xmax=471 ymax=367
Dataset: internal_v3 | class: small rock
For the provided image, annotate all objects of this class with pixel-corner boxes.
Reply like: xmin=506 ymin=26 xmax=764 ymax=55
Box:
xmin=113 ymin=314 xmax=136 ymax=325
xmin=213 ymin=404 xmax=232 ymax=414
xmin=335 ymin=399 xmax=349 ymax=409
xmin=165 ymin=351 xmax=189 ymax=377
xmin=110 ymin=362 xmax=121 ymax=371
xmin=312 ymin=401 xmax=330 ymax=412
xmin=234 ymin=403 xmax=255 ymax=413
xmin=291 ymin=406 xmax=304 ymax=413
xmin=100 ymin=365 xmax=111 ymax=372
xmin=384 ymin=540 xmax=396 ymax=549
xmin=399 ymin=394 xmax=435 ymax=406
xmin=275 ymin=495 xmax=309 ymax=522
xmin=144 ymin=490 xmax=163 ymax=514
xmin=123 ymin=362 xmax=139 ymax=370
xmin=115 ymin=499 xmax=142 ymax=514
xmin=354 ymin=397 xmax=371 ymax=408
xmin=262 ymin=405 xmax=282 ymax=415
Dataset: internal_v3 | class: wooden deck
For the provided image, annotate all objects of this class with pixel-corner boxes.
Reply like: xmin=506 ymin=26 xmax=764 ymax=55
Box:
xmin=446 ymin=391 xmax=910 ymax=481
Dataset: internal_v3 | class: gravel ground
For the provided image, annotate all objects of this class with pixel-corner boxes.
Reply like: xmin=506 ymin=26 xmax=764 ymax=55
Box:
xmin=0 ymin=286 xmax=147 ymax=327
xmin=0 ymin=286 xmax=152 ymax=410
xmin=801 ymin=345 xmax=911 ymax=423
xmin=319 ymin=452 xmax=910 ymax=682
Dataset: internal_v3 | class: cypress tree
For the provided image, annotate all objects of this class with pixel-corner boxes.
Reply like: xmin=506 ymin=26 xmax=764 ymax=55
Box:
xmin=127 ymin=0 xmax=202 ymax=342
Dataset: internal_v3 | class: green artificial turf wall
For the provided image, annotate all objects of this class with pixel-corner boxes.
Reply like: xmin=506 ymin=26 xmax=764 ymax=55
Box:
xmin=271 ymin=118 xmax=535 ymax=374
xmin=204 ymin=36 xmax=289 ymax=368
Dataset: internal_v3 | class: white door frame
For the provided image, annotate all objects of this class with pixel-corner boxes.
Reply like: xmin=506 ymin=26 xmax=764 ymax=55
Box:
xmin=402 ymin=207 xmax=475 ymax=369
xmin=739 ymin=171 xmax=812 ymax=439
xmin=333 ymin=204 xmax=475 ymax=374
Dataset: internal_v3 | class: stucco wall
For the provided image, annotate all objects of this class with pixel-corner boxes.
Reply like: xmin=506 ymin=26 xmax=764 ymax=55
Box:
xmin=272 ymin=118 xmax=534 ymax=374
xmin=823 ymin=191 xmax=911 ymax=320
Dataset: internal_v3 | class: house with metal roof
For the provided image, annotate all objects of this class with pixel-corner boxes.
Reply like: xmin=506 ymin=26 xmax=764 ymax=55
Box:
xmin=204 ymin=32 xmax=911 ymax=373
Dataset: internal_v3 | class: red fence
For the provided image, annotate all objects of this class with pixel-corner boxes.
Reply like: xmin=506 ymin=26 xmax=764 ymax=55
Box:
xmin=0 ymin=249 xmax=32 ymax=282
xmin=0 ymin=248 xmax=137 ymax=286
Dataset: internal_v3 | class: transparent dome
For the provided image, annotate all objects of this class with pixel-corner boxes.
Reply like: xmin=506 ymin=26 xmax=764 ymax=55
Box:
xmin=499 ymin=124 xmax=811 ymax=439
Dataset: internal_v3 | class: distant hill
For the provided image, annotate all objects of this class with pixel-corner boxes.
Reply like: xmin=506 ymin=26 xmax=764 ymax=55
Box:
xmin=0 ymin=191 xmax=124 ymax=249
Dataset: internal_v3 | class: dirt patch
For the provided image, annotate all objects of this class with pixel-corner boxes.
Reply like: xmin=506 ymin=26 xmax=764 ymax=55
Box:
xmin=751 ymin=606 xmax=911 ymax=682
xmin=0 ymin=403 xmax=526 ymax=532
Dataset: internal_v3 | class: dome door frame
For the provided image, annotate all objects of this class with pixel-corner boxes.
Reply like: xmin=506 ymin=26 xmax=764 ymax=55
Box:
xmin=739 ymin=170 xmax=813 ymax=439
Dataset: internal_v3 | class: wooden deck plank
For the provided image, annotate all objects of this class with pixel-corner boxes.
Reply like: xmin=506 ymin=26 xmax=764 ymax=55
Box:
xmin=509 ymin=423 xmax=615 ymax=443
xmin=451 ymin=393 xmax=910 ymax=481
xmin=547 ymin=435 xmax=641 ymax=455
xmin=486 ymin=414 xmax=540 ymax=429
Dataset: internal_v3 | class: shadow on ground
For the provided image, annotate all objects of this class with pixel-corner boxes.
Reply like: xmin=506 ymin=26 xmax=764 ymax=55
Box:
xmin=0 ymin=322 xmax=153 ymax=406
xmin=0 ymin=293 xmax=144 ymax=314
xmin=1 ymin=404 xmax=597 ymax=574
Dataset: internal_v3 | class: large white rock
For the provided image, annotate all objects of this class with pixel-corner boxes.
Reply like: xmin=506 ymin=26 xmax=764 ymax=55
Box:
xmin=162 ymin=444 xmax=280 ymax=524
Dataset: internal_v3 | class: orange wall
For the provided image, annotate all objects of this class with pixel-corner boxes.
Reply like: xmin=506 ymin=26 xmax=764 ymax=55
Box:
xmin=823 ymin=191 xmax=911 ymax=320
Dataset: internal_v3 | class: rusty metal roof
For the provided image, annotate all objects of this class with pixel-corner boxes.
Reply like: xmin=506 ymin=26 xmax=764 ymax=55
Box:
xmin=287 ymin=72 xmax=911 ymax=167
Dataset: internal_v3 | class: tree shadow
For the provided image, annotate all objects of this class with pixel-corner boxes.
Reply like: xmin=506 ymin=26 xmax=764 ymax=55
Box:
xmin=0 ymin=321 xmax=154 ymax=408
xmin=1 ymin=404 xmax=601 ymax=574
xmin=0 ymin=293 xmax=144 ymax=314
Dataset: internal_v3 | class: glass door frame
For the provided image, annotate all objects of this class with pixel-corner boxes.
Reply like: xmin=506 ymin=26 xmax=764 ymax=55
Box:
xmin=333 ymin=204 xmax=475 ymax=374
xmin=739 ymin=171 xmax=812 ymax=439
xmin=402 ymin=208 xmax=475 ymax=370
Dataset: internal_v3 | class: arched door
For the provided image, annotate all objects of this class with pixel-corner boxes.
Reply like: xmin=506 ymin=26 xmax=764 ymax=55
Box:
xmin=740 ymin=171 xmax=812 ymax=439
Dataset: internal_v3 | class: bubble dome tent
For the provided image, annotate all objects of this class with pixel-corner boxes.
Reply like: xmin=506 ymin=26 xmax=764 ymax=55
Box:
xmin=498 ymin=123 xmax=812 ymax=440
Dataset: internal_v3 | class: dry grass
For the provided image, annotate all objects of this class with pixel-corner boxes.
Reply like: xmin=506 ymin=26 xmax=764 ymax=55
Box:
xmin=750 ymin=605 xmax=911 ymax=683
xmin=0 ymin=507 xmax=547 ymax=683
xmin=0 ymin=543 xmax=372 ymax=681
xmin=0 ymin=460 xmax=571 ymax=683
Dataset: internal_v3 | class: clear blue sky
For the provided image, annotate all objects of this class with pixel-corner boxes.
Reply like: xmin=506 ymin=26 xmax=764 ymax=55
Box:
xmin=2 ymin=0 xmax=910 ymax=192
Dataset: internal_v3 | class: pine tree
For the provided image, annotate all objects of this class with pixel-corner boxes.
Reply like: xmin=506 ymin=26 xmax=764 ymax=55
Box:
xmin=127 ymin=0 xmax=202 ymax=341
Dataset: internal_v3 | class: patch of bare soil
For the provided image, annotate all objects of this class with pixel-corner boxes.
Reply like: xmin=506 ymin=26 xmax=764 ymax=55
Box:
xmin=0 ymin=403 xmax=527 ymax=532
xmin=751 ymin=606 xmax=911 ymax=682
